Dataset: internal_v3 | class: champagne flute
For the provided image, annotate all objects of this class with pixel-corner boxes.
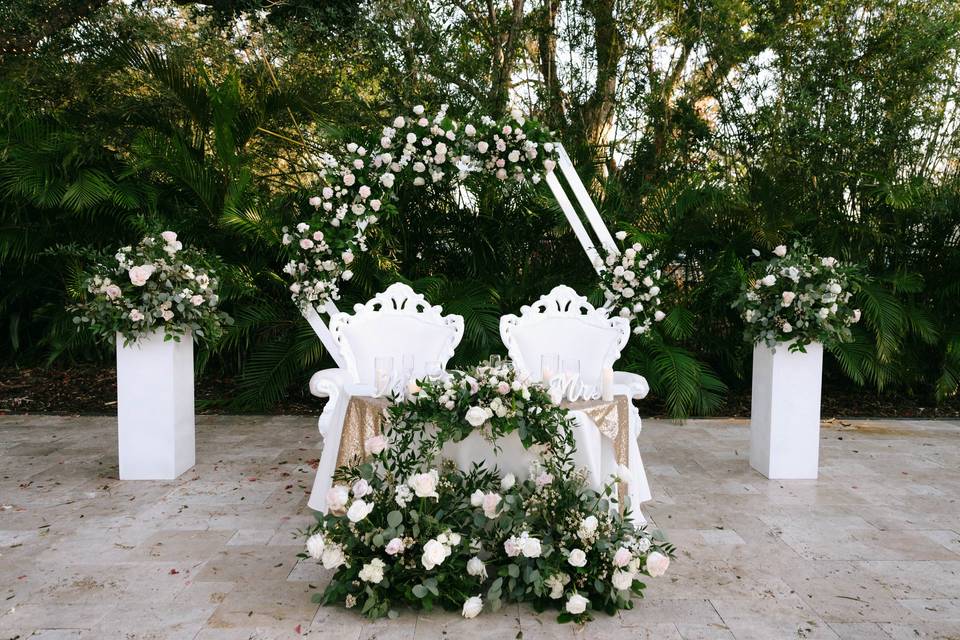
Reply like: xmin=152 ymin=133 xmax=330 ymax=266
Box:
xmin=425 ymin=360 xmax=443 ymax=380
xmin=540 ymin=353 xmax=559 ymax=384
xmin=374 ymin=356 xmax=394 ymax=397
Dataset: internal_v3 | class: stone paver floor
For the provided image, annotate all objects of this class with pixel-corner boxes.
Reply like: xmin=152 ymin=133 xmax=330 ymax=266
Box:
xmin=1 ymin=415 xmax=959 ymax=639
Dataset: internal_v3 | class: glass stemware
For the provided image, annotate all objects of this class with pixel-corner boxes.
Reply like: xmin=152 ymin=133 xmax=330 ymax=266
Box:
xmin=374 ymin=356 xmax=394 ymax=397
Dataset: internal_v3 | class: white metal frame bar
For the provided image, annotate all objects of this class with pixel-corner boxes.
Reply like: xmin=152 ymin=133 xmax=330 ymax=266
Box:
xmin=302 ymin=300 xmax=347 ymax=368
xmin=302 ymin=141 xmax=616 ymax=360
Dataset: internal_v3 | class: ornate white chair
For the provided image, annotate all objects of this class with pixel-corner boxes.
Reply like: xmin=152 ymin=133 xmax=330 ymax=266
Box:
xmin=307 ymin=282 xmax=464 ymax=512
xmin=500 ymin=285 xmax=652 ymax=523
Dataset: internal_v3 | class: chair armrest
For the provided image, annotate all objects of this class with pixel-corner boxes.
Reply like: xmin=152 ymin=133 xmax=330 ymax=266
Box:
xmin=614 ymin=371 xmax=650 ymax=400
xmin=309 ymin=368 xmax=350 ymax=398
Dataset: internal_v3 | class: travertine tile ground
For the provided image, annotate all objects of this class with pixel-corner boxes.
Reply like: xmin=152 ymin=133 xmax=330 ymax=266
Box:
xmin=1 ymin=415 xmax=958 ymax=639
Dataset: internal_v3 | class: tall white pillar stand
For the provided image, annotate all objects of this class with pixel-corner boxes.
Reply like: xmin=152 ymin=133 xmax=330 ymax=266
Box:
xmin=116 ymin=330 xmax=196 ymax=480
xmin=750 ymin=340 xmax=823 ymax=479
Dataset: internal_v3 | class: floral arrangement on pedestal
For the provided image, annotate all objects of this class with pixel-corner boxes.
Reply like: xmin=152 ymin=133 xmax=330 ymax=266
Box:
xmin=72 ymin=231 xmax=232 ymax=344
xmin=300 ymin=361 xmax=673 ymax=623
xmin=733 ymin=241 xmax=861 ymax=350
xmin=597 ymin=232 xmax=668 ymax=336
xmin=282 ymin=105 xmax=559 ymax=309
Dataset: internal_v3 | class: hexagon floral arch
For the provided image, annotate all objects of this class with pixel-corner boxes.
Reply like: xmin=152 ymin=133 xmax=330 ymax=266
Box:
xmin=280 ymin=105 xmax=665 ymax=366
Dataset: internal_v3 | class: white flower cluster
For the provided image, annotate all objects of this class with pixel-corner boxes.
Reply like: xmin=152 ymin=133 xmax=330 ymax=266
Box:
xmin=735 ymin=243 xmax=861 ymax=348
xmin=283 ymin=105 xmax=559 ymax=308
xmin=75 ymin=231 xmax=230 ymax=343
xmin=455 ymin=361 xmax=533 ymax=426
xmin=598 ymin=234 xmax=667 ymax=335
xmin=281 ymin=221 xmax=350 ymax=306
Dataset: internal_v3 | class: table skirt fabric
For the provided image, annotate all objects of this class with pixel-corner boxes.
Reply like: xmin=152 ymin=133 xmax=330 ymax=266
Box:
xmin=308 ymin=389 xmax=651 ymax=523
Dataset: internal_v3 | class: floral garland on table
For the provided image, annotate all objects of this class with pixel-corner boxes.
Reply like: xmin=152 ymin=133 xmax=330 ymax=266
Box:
xmin=72 ymin=232 xmax=232 ymax=344
xmin=733 ymin=241 xmax=861 ymax=350
xmin=386 ymin=361 xmax=576 ymax=475
xmin=282 ymin=105 xmax=560 ymax=309
xmin=300 ymin=361 xmax=674 ymax=623
xmin=597 ymin=232 xmax=668 ymax=336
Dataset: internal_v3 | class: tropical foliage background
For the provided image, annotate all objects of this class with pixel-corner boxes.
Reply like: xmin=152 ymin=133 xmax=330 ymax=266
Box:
xmin=2 ymin=0 xmax=959 ymax=417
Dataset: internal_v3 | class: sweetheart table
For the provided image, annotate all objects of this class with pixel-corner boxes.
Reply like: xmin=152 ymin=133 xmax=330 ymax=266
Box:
xmin=308 ymin=388 xmax=647 ymax=521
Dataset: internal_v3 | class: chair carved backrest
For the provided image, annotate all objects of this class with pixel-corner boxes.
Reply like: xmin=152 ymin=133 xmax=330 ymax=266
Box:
xmin=330 ymin=283 xmax=465 ymax=385
xmin=500 ymin=285 xmax=629 ymax=390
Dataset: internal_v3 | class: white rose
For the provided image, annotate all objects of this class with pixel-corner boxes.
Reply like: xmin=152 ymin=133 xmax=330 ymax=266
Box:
xmin=830 ymin=283 xmax=842 ymax=294
xmin=359 ymin=558 xmax=385 ymax=584
xmin=393 ymin=116 xmax=405 ymax=128
xmin=352 ymin=478 xmax=371 ymax=498
xmin=160 ymin=230 xmax=178 ymax=244
xmin=467 ymin=556 xmax=487 ymax=578
xmin=326 ymin=485 xmax=349 ymax=515
xmin=636 ymin=538 xmax=651 ymax=553
xmin=461 ymin=595 xmax=483 ymax=619
xmin=782 ymin=322 xmax=793 ymax=333
xmin=321 ymin=544 xmax=345 ymax=570
xmin=341 ymin=270 xmax=353 ymax=281
xmin=421 ymin=538 xmax=450 ymax=570
xmin=761 ymin=274 xmax=777 ymax=287
xmin=104 ymin=284 xmax=122 ymax=300
xmin=615 ymin=230 xmax=627 ymax=240
xmin=503 ymin=536 xmax=522 ymax=557
xmin=773 ymin=244 xmax=787 ymax=257
xmin=365 ymin=434 xmax=387 ymax=455
xmin=476 ymin=141 xmax=489 ymax=153
xmin=613 ymin=547 xmax=632 ymax=567
xmin=500 ymin=473 xmax=516 ymax=491
xmin=343 ymin=173 xmax=355 ymax=186
xmin=567 ymin=548 xmax=587 ymax=567
xmin=408 ymin=470 xmax=440 ymax=499
xmin=654 ymin=310 xmax=666 ymax=322
xmin=128 ymin=264 xmax=155 ymax=287
xmin=782 ymin=291 xmax=797 ymax=306
xmin=305 ymin=533 xmax=325 ymax=559
xmin=521 ymin=536 xmax=542 ymax=558
xmin=380 ymin=172 xmax=395 ymax=188
xmin=543 ymin=158 xmax=556 ymax=172
xmin=385 ymin=537 xmax=405 ymax=555
xmin=464 ymin=124 xmax=476 ymax=136
xmin=464 ymin=406 xmax=488 ymax=427
xmin=565 ymin=593 xmax=589 ymax=615
xmin=481 ymin=492 xmax=501 ymax=519
xmin=648 ymin=285 xmax=661 ymax=296
xmin=645 ymin=551 xmax=670 ymax=577
xmin=322 ymin=187 xmax=333 ymax=198
xmin=308 ymin=196 xmax=322 ymax=207
xmin=822 ymin=256 xmax=837 ymax=268
xmin=852 ymin=309 xmax=861 ymax=323
xmin=413 ymin=104 xmax=425 ymax=115
xmin=346 ymin=499 xmax=374 ymax=523
xmin=299 ymin=238 xmax=314 ymax=250
xmin=612 ymin=570 xmax=634 ymax=591
xmin=470 ymin=489 xmax=485 ymax=507
xmin=358 ymin=185 xmax=371 ymax=199
xmin=341 ymin=250 xmax=355 ymax=265
xmin=190 ymin=295 xmax=204 ymax=306
xmin=128 ymin=309 xmax=145 ymax=322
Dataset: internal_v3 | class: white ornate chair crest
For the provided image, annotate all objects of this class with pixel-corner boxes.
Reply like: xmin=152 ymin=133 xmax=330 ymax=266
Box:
xmin=500 ymin=285 xmax=629 ymax=391
xmin=330 ymin=282 xmax=464 ymax=385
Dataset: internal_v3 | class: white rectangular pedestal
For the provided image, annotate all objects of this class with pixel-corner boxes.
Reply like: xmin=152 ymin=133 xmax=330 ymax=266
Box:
xmin=750 ymin=340 xmax=823 ymax=479
xmin=116 ymin=330 xmax=195 ymax=480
